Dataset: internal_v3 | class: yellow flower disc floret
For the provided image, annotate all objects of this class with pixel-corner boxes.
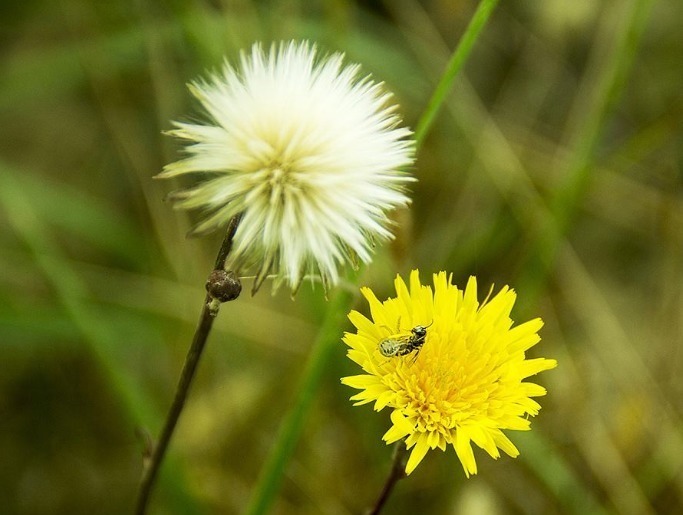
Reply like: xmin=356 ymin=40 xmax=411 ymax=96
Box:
xmin=342 ymin=270 xmax=557 ymax=477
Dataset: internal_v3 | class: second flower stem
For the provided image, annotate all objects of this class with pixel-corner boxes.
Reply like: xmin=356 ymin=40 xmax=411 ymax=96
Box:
xmin=369 ymin=443 xmax=409 ymax=515
xmin=135 ymin=214 xmax=242 ymax=515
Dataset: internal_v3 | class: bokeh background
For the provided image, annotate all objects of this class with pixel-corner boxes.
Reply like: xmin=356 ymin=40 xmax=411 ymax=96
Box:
xmin=2 ymin=0 xmax=682 ymax=513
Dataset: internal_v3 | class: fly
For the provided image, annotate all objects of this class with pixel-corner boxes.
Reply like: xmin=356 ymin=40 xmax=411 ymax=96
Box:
xmin=378 ymin=321 xmax=432 ymax=359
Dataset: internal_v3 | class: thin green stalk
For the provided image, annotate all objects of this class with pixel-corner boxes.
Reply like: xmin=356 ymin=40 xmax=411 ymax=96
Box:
xmin=517 ymin=0 xmax=654 ymax=303
xmin=516 ymin=432 xmax=609 ymax=515
xmin=245 ymin=285 xmax=356 ymax=515
xmin=244 ymin=3 xmax=501 ymax=513
xmin=414 ymin=0 xmax=500 ymax=149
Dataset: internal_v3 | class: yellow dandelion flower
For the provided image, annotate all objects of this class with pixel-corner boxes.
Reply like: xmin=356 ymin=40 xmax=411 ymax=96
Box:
xmin=341 ymin=270 xmax=557 ymax=477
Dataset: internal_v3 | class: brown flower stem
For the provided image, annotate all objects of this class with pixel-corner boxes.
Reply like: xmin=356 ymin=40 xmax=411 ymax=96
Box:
xmin=368 ymin=443 xmax=409 ymax=515
xmin=135 ymin=214 xmax=242 ymax=515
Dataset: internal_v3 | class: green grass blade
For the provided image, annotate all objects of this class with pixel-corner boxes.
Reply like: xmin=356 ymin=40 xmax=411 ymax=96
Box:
xmin=0 ymin=161 xmax=199 ymax=514
xmin=517 ymin=0 xmax=656 ymax=302
xmin=414 ymin=0 xmax=500 ymax=149
xmin=245 ymin=285 xmax=357 ymax=515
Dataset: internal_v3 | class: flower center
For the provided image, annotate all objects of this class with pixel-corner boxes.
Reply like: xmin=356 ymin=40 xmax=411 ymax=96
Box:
xmin=268 ymin=165 xmax=290 ymax=187
xmin=394 ymin=351 xmax=487 ymax=432
xmin=263 ymin=161 xmax=302 ymax=205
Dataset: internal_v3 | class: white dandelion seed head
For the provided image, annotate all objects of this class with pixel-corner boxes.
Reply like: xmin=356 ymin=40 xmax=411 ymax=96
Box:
xmin=158 ymin=40 xmax=416 ymax=294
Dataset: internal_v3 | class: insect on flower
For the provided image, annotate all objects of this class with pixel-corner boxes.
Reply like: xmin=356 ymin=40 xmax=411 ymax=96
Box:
xmin=378 ymin=321 xmax=432 ymax=359
xmin=342 ymin=271 xmax=557 ymax=477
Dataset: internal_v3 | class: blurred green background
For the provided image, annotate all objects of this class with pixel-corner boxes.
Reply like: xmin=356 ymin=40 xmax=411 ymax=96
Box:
xmin=1 ymin=0 xmax=682 ymax=513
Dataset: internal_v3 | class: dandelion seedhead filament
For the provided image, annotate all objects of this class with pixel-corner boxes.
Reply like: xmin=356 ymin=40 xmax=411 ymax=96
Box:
xmin=342 ymin=270 xmax=557 ymax=476
xmin=158 ymin=41 xmax=415 ymax=294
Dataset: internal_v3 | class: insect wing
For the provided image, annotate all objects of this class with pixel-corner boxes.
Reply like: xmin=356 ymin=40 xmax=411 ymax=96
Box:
xmin=378 ymin=333 xmax=411 ymax=357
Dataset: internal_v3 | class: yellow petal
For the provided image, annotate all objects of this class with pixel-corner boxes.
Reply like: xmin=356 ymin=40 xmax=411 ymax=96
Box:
xmin=469 ymin=425 xmax=500 ymax=459
xmin=506 ymin=318 xmax=544 ymax=353
xmin=347 ymin=310 xmax=377 ymax=335
xmin=454 ymin=428 xmax=478 ymax=478
xmin=405 ymin=434 xmax=431 ymax=475
xmin=341 ymin=374 xmax=380 ymax=389
xmin=382 ymin=410 xmax=414 ymax=443
xmin=492 ymin=429 xmax=519 ymax=458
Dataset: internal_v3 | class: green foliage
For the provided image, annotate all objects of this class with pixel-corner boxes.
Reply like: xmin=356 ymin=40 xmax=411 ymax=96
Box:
xmin=1 ymin=0 xmax=682 ymax=513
